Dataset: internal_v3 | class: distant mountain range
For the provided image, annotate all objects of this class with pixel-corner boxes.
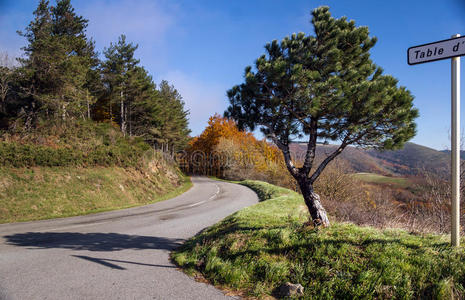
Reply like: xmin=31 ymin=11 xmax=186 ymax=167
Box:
xmin=439 ymin=149 xmax=465 ymax=160
xmin=289 ymin=142 xmax=452 ymax=177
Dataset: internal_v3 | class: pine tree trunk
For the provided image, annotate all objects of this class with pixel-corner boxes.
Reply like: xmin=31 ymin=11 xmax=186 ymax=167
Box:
xmin=0 ymin=92 xmax=5 ymax=114
xmin=127 ymin=103 xmax=131 ymax=136
xmin=298 ymin=179 xmax=330 ymax=227
xmin=120 ymin=90 xmax=126 ymax=135
xmin=86 ymin=91 xmax=90 ymax=119
xmin=128 ymin=105 xmax=131 ymax=136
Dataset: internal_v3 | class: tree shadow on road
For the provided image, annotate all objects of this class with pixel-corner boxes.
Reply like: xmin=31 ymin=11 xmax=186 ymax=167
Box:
xmin=71 ymin=255 xmax=177 ymax=270
xmin=3 ymin=232 xmax=184 ymax=252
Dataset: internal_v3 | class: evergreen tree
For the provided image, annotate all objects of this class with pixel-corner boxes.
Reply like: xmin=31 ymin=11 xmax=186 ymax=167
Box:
xmin=50 ymin=0 xmax=97 ymax=119
xmin=84 ymin=59 xmax=103 ymax=120
xmin=17 ymin=0 xmax=96 ymax=122
xmin=100 ymin=36 xmax=189 ymax=148
xmin=225 ymin=7 xmax=418 ymax=227
xmin=129 ymin=76 xmax=190 ymax=151
xmin=7 ymin=0 xmax=191 ymax=150
xmin=16 ymin=0 xmax=53 ymax=120
xmin=157 ymin=80 xmax=190 ymax=150
xmin=101 ymin=35 xmax=139 ymax=134
xmin=125 ymin=66 xmax=158 ymax=138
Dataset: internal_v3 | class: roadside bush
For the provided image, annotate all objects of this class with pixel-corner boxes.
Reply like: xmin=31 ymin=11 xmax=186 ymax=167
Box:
xmin=313 ymin=163 xmax=464 ymax=234
xmin=313 ymin=160 xmax=403 ymax=229
xmin=0 ymin=120 xmax=151 ymax=167
xmin=403 ymin=172 xmax=452 ymax=233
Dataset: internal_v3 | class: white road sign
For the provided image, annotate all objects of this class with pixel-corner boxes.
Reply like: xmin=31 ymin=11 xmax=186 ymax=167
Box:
xmin=408 ymin=35 xmax=465 ymax=65
xmin=408 ymin=34 xmax=463 ymax=246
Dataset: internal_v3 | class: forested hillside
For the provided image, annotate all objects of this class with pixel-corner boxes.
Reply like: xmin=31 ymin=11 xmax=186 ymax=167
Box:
xmin=0 ymin=0 xmax=190 ymax=151
xmin=290 ymin=142 xmax=450 ymax=178
xmin=0 ymin=0 xmax=192 ymax=223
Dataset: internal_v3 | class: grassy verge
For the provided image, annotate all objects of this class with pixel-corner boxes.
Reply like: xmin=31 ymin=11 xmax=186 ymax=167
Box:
xmin=209 ymin=178 xmax=293 ymax=201
xmin=352 ymin=172 xmax=410 ymax=188
xmin=0 ymin=167 xmax=191 ymax=223
xmin=239 ymin=180 xmax=293 ymax=201
xmin=172 ymin=180 xmax=465 ymax=299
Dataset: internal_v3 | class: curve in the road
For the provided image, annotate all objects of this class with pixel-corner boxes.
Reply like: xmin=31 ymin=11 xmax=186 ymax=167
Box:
xmin=0 ymin=177 xmax=258 ymax=300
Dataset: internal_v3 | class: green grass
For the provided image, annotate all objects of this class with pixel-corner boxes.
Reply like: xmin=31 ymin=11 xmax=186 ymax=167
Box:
xmin=239 ymin=180 xmax=293 ymax=201
xmin=0 ymin=120 xmax=194 ymax=223
xmin=172 ymin=180 xmax=465 ymax=299
xmin=353 ymin=172 xmax=411 ymax=188
xmin=0 ymin=167 xmax=192 ymax=223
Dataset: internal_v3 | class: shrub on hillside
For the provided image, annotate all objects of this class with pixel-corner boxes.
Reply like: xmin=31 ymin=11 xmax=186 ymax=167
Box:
xmin=311 ymin=160 xmax=401 ymax=228
xmin=0 ymin=120 xmax=151 ymax=167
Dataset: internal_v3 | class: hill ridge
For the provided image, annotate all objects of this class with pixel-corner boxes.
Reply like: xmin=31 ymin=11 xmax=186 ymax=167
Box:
xmin=289 ymin=142 xmax=450 ymax=177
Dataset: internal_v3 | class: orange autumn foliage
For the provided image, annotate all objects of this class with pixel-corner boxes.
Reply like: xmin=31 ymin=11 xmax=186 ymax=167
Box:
xmin=188 ymin=114 xmax=280 ymax=161
xmin=188 ymin=114 xmax=255 ymax=153
xmin=187 ymin=114 xmax=295 ymax=187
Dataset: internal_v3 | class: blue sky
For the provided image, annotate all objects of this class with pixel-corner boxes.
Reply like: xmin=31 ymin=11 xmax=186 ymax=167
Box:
xmin=1 ymin=0 xmax=465 ymax=150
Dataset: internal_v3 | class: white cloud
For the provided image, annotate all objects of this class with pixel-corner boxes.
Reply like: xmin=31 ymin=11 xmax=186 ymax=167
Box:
xmin=161 ymin=70 xmax=228 ymax=136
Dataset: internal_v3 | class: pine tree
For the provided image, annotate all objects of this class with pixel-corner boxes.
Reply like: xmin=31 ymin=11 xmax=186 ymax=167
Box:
xmin=10 ymin=0 xmax=191 ymax=148
xmin=50 ymin=0 xmax=97 ymax=120
xmin=225 ymin=6 xmax=418 ymax=227
xmin=101 ymin=35 xmax=139 ymax=134
xmin=17 ymin=0 xmax=96 ymax=122
xmin=125 ymin=66 xmax=158 ymax=138
xmin=157 ymin=80 xmax=190 ymax=150
xmin=16 ymin=0 xmax=54 ymax=119
xmin=100 ymin=36 xmax=190 ymax=149
xmin=130 ymin=78 xmax=190 ymax=151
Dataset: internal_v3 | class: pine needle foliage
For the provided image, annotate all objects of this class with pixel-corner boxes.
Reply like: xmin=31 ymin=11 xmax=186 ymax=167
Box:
xmin=225 ymin=7 xmax=418 ymax=226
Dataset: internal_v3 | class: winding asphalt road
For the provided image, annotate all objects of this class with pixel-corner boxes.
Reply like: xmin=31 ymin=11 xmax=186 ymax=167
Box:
xmin=0 ymin=177 xmax=258 ymax=300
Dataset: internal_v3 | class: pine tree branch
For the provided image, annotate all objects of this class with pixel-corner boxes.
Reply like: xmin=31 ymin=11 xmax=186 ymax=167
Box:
xmin=309 ymin=138 xmax=348 ymax=183
xmin=266 ymin=131 xmax=298 ymax=178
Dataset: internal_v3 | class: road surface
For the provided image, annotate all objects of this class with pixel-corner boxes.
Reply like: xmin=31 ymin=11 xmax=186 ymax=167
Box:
xmin=0 ymin=177 xmax=258 ymax=300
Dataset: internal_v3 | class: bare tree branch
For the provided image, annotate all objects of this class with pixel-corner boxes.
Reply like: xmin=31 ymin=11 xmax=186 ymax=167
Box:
xmin=0 ymin=52 xmax=16 ymax=114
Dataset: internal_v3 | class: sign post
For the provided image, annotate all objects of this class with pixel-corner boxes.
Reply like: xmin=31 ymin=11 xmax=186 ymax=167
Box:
xmin=451 ymin=34 xmax=461 ymax=247
xmin=408 ymin=34 xmax=464 ymax=246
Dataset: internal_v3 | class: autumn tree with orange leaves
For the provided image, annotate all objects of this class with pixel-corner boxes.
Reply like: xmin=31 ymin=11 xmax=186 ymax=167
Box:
xmin=184 ymin=114 xmax=294 ymax=187
xmin=188 ymin=114 xmax=251 ymax=153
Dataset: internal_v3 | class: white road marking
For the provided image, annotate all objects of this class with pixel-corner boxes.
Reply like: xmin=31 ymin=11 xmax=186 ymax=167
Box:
xmin=187 ymin=200 xmax=207 ymax=208
xmin=210 ymin=184 xmax=220 ymax=199
xmin=187 ymin=183 xmax=220 ymax=207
